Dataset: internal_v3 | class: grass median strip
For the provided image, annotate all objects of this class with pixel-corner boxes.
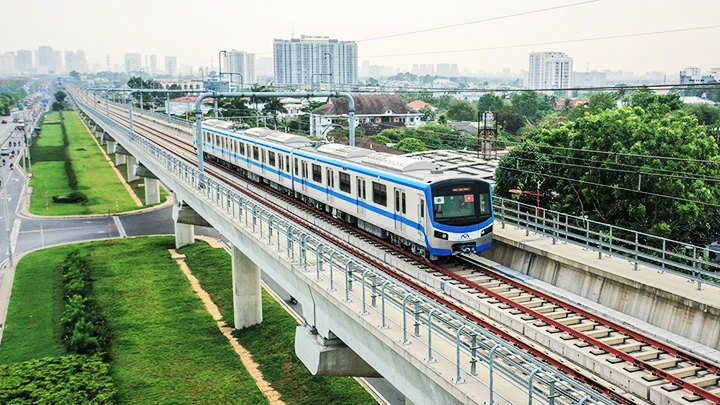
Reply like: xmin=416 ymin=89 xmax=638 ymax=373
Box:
xmin=0 ymin=237 xmax=269 ymax=404
xmin=179 ymin=241 xmax=378 ymax=405
xmin=29 ymin=111 xmax=142 ymax=215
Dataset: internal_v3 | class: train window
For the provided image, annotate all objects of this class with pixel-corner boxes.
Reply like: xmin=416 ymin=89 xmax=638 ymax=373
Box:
xmin=252 ymin=146 xmax=259 ymax=160
xmin=395 ymin=190 xmax=400 ymax=211
xmin=216 ymin=135 xmax=221 ymax=147
xmin=312 ymin=164 xmax=322 ymax=183
xmin=286 ymin=156 xmax=290 ymax=172
xmin=402 ymin=193 xmax=406 ymax=214
xmin=294 ymin=158 xmax=299 ymax=175
xmin=261 ymin=150 xmax=266 ymax=163
xmin=302 ymin=162 xmax=308 ymax=178
xmin=420 ymin=199 xmax=425 ymax=218
xmin=339 ymin=172 xmax=351 ymax=193
xmin=269 ymin=151 xmax=275 ymax=167
xmin=372 ymin=182 xmax=387 ymax=206
xmin=357 ymin=178 xmax=366 ymax=199
xmin=326 ymin=169 xmax=334 ymax=188
xmin=239 ymin=142 xmax=245 ymax=156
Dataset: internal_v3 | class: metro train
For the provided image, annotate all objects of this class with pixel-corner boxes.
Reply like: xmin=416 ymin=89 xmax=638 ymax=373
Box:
xmin=197 ymin=120 xmax=494 ymax=259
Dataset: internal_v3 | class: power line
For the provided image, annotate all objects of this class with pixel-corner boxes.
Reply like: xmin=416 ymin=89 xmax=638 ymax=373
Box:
xmin=357 ymin=0 xmax=600 ymax=42
xmin=363 ymin=24 xmax=720 ymax=58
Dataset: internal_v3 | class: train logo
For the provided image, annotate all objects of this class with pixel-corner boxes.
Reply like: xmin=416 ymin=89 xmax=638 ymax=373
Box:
xmin=460 ymin=233 xmax=470 ymax=240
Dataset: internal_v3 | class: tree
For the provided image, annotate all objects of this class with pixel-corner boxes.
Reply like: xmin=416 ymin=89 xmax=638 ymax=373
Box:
xmin=370 ymin=135 xmax=391 ymax=145
xmin=396 ymin=138 xmax=428 ymax=153
xmin=626 ymin=89 xmax=682 ymax=111
xmin=54 ymin=91 xmax=67 ymax=103
xmin=588 ymin=92 xmax=616 ymax=113
xmin=262 ymin=98 xmax=287 ymax=128
xmin=495 ymin=105 xmax=720 ymax=244
xmin=52 ymin=101 xmax=64 ymax=111
xmin=497 ymin=106 xmax=525 ymax=135
xmin=437 ymin=115 xmax=447 ymax=125
xmin=69 ymin=71 xmax=80 ymax=80
xmin=419 ymin=106 xmax=436 ymax=122
xmin=477 ymin=93 xmax=504 ymax=112
xmin=447 ymin=99 xmax=477 ymax=121
xmin=511 ymin=91 xmax=542 ymax=121
xmin=684 ymin=103 xmax=720 ymax=127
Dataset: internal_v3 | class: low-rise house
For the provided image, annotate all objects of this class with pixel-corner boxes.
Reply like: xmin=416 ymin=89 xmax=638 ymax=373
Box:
xmin=407 ymin=100 xmax=437 ymax=112
xmin=310 ymin=94 xmax=423 ymax=137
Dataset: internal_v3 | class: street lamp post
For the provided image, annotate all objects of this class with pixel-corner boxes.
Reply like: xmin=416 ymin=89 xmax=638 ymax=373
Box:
xmin=218 ymin=50 xmax=227 ymax=83
xmin=139 ymin=68 xmax=144 ymax=110
xmin=509 ymin=188 xmax=541 ymax=217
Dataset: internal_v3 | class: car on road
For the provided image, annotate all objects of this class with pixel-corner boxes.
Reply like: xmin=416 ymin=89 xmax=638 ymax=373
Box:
xmin=1 ymin=120 xmax=6 ymax=124
xmin=0 ymin=148 xmax=9 ymax=156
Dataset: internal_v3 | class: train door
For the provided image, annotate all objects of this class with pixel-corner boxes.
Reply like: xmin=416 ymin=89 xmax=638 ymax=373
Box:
xmin=356 ymin=176 xmax=366 ymax=216
xmin=394 ymin=188 xmax=406 ymax=233
xmin=301 ymin=161 xmax=309 ymax=193
xmin=417 ymin=194 xmax=425 ymax=239
xmin=326 ymin=168 xmax=334 ymax=203
xmin=261 ymin=149 xmax=266 ymax=176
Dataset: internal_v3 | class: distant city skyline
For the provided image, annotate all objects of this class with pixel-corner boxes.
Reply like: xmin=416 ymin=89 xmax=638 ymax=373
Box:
xmin=0 ymin=0 xmax=717 ymax=76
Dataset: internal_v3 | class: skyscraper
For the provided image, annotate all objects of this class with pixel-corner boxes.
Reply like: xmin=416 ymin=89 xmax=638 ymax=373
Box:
xmin=150 ymin=55 xmax=157 ymax=74
xmin=0 ymin=52 xmax=17 ymax=74
xmin=528 ymin=51 xmax=573 ymax=90
xmin=165 ymin=56 xmax=178 ymax=76
xmin=16 ymin=50 xmax=32 ymax=72
xmin=52 ymin=50 xmax=63 ymax=73
xmin=37 ymin=45 xmax=54 ymax=72
xmin=124 ymin=52 xmax=142 ymax=73
xmin=64 ymin=50 xmax=87 ymax=73
xmin=273 ymin=35 xmax=357 ymax=88
xmin=224 ymin=50 xmax=255 ymax=87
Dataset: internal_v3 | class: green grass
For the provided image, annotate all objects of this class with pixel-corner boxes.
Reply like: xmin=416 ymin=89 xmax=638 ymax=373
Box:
xmin=115 ymin=161 xmax=170 ymax=206
xmin=1 ymin=237 xmax=269 ymax=404
xmin=28 ymin=111 xmax=147 ymax=215
xmin=0 ymin=249 xmax=68 ymax=364
xmin=180 ymin=241 xmax=377 ymax=405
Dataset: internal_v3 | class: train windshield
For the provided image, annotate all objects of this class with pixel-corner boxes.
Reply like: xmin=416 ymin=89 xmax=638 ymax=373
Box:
xmin=432 ymin=181 xmax=491 ymax=226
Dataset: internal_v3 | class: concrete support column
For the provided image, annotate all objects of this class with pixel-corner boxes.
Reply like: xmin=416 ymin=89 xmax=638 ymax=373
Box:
xmin=106 ymin=140 xmax=116 ymax=154
xmin=115 ymin=153 xmax=126 ymax=165
xmin=126 ymin=155 xmax=138 ymax=182
xmin=174 ymin=222 xmax=194 ymax=249
xmin=144 ymin=178 xmax=160 ymax=205
xmin=232 ymin=244 xmax=262 ymax=329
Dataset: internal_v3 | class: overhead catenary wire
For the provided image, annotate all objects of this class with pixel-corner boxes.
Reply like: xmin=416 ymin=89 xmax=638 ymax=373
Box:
xmin=357 ymin=0 xmax=601 ymax=42
xmin=363 ymin=24 xmax=720 ymax=58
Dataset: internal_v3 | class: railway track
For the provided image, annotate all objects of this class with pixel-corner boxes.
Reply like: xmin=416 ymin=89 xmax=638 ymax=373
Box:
xmin=95 ymin=99 xmax=720 ymax=405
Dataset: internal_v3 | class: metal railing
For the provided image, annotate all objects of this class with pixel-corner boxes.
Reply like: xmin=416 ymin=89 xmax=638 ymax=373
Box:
xmin=494 ymin=197 xmax=720 ymax=290
xmin=72 ymin=90 xmax=617 ymax=405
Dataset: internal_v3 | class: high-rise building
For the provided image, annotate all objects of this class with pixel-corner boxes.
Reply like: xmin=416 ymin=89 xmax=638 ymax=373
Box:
xmin=124 ymin=52 xmax=142 ymax=73
xmin=0 ymin=52 xmax=17 ymax=74
xmin=418 ymin=64 xmax=435 ymax=76
xmin=52 ymin=50 xmax=63 ymax=73
xmin=255 ymin=57 xmax=273 ymax=78
xmin=273 ymin=35 xmax=357 ymax=88
xmin=572 ymin=71 xmax=607 ymax=88
xmin=165 ymin=56 xmax=178 ymax=76
xmin=528 ymin=51 xmax=573 ymax=90
xmin=16 ymin=50 xmax=32 ymax=72
xmin=37 ymin=46 xmax=54 ymax=71
xmin=224 ymin=50 xmax=255 ymax=87
xmin=437 ymin=63 xmax=452 ymax=77
xmin=412 ymin=64 xmax=419 ymax=75
xmin=150 ymin=55 xmax=157 ymax=74
xmin=64 ymin=50 xmax=87 ymax=73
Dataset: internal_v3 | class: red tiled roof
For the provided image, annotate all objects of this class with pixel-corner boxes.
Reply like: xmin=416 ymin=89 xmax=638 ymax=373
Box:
xmin=407 ymin=100 xmax=435 ymax=110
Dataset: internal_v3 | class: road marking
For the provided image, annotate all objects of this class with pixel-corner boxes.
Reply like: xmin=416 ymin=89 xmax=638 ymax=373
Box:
xmin=113 ymin=216 xmax=127 ymax=238
xmin=18 ymin=225 xmax=106 ymax=234
xmin=10 ymin=219 xmax=20 ymax=254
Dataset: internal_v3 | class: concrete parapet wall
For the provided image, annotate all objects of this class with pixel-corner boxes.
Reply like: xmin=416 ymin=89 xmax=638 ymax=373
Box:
xmin=485 ymin=233 xmax=720 ymax=350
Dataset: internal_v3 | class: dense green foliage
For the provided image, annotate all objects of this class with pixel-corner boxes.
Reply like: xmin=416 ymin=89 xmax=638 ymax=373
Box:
xmin=59 ymin=251 xmax=112 ymax=357
xmin=377 ymin=122 xmax=473 ymax=150
xmin=180 ymin=241 xmax=377 ymax=405
xmin=495 ymin=100 xmax=720 ymax=243
xmin=446 ymin=99 xmax=477 ymax=121
xmin=0 ymin=87 xmax=27 ymax=114
xmin=0 ymin=355 xmax=116 ymax=404
xmin=396 ymin=138 xmax=429 ymax=153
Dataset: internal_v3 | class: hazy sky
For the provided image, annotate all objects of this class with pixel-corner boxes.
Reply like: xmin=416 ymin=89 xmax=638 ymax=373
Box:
xmin=2 ymin=0 xmax=718 ymax=74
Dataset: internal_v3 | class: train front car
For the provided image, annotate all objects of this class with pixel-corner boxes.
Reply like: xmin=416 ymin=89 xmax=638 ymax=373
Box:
xmin=426 ymin=178 xmax=493 ymax=258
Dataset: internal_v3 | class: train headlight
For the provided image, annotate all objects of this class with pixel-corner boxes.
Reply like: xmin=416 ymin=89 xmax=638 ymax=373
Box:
xmin=481 ymin=225 xmax=493 ymax=236
xmin=434 ymin=231 xmax=449 ymax=240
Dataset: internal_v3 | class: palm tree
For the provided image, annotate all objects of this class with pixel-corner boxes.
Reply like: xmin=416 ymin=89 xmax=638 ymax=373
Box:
xmin=262 ymin=98 xmax=287 ymax=129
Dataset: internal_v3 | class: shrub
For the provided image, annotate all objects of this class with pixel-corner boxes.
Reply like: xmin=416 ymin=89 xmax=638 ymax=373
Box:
xmin=52 ymin=191 xmax=88 ymax=204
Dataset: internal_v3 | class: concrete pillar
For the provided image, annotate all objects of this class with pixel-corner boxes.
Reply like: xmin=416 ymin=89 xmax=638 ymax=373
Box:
xmin=232 ymin=245 xmax=262 ymax=329
xmin=295 ymin=326 xmax=381 ymax=377
xmin=115 ymin=153 xmax=126 ymax=165
xmin=174 ymin=222 xmax=194 ymax=249
xmin=144 ymin=178 xmax=160 ymax=205
xmin=126 ymin=155 xmax=138 ymax=182
xmin=106 ymin=140 xmax=116 ymax=154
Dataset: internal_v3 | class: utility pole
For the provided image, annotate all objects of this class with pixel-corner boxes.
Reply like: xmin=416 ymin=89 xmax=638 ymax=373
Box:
xmin=477 ymin=110 xmax=498 ymax=160
xmin=1 ymin=177 xmax=12 ymax=266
